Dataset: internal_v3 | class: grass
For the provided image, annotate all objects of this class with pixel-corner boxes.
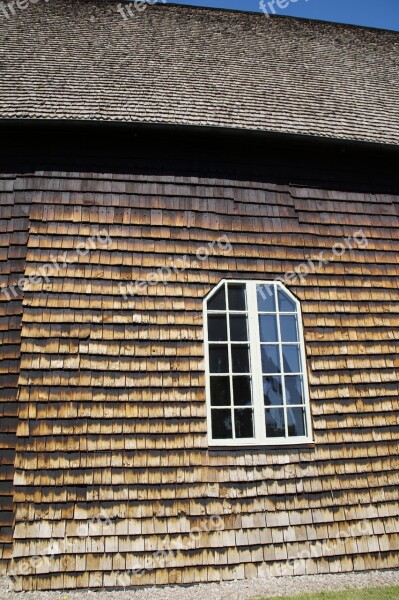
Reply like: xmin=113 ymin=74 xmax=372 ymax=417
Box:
xmin=254 ymin=586 xmax=399 ymax=600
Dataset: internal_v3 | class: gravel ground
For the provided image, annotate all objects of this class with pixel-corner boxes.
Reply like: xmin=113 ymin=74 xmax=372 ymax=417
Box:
xmin=1 ymin=570 xmax=399 ymax=600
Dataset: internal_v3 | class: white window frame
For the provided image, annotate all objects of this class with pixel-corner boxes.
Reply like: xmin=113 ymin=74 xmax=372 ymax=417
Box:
xmin=204 ymin=279 xmax=313 ymax=447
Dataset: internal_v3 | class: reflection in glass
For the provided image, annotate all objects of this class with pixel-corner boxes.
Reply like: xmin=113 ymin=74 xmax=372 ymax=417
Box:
xmin=212 ymin=409 xmax=232 ymax=439
xmin=229 ymin=315 xmax=248 ymax=341
xmin=208 ymin=315 xmax=228 ymax=342
xmin=261 ymin=345 xmax=281 ymax=374
xmin=263 ymin=376 xmax=283 ymax=406
xmin=282 ymin=345 xmax=301 ymax=373
xmin=280 ymin=315 xmax=298 ymax=342
xmin=208 ymin=285 xmax=226 ymax=311
xmin=257 ymin=284 xmax=276 ymax=312
xmin=228 ymin=284 xmax=246 ymax=311
xmin=231 ymin=345 xmax=250 ymax=373
xmin=233 ymin=376 xmax=252 ymax=406
xmin=287 ymin=407 xmax=306 ymax=437
xmin=210 ymin=376 xmax=231 ymax=406
xmin=259 ymin=315 xmax=278 ymax=342
xmin=285 ymin=375 xmax=304 ymax=405
xmin=265 ymin=407 xmax=285 ymax=437
xmin=235 ymin=409 xmax=254 ymax=438
xmin=209 ymin=345 xmax=229 ymax=373
xmin=278 ymin=288 xmax=296 ymax=312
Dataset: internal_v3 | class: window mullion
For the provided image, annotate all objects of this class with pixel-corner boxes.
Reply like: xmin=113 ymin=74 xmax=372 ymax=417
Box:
xmin=275 ymin=285 xmax=288 ymax=439
xmin=247 ymin=282 xmax=265 ymax=444
xmin=225 ymin=282 xmax=235 ymax=441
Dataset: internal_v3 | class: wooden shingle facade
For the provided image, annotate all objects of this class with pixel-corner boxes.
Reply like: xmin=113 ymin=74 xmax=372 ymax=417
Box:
xmin=0 ymin=0 xmax=399 ymax=591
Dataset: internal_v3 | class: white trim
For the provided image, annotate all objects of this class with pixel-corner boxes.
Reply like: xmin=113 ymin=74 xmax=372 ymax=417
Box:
xmin=204 ymin=279 xmax=313 ymax=448
xmin=247 ymin=281 xmax=266 ymax=442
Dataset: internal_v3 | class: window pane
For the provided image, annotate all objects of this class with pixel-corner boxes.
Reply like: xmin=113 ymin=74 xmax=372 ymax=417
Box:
xmin=278 ymin=288 xmax=296 ymax=312
xmin=287 ymin=407 xmax=306 ymax=437
xmin=208 ymin=315 xmax=228 ymax=342
xmin=231 ymin=345 xmax=250 ymax=373
xmin=285 ymin=375 xmax=305 ymax=405
xmin=265 ymin=407 xmax=285 ymax=438
xmin=229 ymin=315 xmax=248 ymax=341
xmin=211 ymin=409 xmax=232 ymax=439
xmin=257 ymin=284 xmax=276 ymax=312
xmin=280 ymin=315 xmax=299 ymax=342
xmin=261 ymin=345 xmax=281 ymax=374
xmin=210 ymin=376 xmax=231 ymax=407
xmin=208 ymin=285 xmax=226 ymax=311
xmin=233 ymin=376 xmax=252 ymax=406
xmin=282 ymin=345 xmax=301 ymax=373
xmin=263 ymin=376 xmax=283 ymax=406
xmin=228 ymin=284 xmax=246 ymax=311
xmin=259 ymin=315 xmax=278 ymax=342
xmin=209 ymin=345 xmax=229 ymax=373
xmin=235 ymin=409 xmax=254 ymax=438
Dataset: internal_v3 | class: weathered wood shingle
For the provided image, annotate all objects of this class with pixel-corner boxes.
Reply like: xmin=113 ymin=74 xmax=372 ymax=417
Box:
xmin=0 ymin=0 xmax=398 ymax=588
xmin=5 ymin=167 xmax=399 ymax=590
xmin=0 ymin=0 xmax=399 ymax=145
xmin=0 ymin=176 xmax=29 ymax=570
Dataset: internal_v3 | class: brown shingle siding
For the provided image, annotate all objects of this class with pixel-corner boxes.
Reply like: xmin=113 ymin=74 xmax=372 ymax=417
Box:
xmin=1 ymin=166 xmax=397 ymax=589
xmin=0 ymin=176 xmax=30 ymax=571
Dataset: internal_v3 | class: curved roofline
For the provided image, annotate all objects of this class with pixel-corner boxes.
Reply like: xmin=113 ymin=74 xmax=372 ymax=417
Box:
xmin=2 ymin=117 xmax=399 ymax=155
xmin=3 ymin=118 xmax=399 ymax=197
xmin=2 ymin=0 xmax=398 ymax=146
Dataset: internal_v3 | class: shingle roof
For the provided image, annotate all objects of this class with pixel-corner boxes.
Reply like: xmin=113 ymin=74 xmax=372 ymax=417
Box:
xmin=1 ymin=0 xmax=399 ymax=146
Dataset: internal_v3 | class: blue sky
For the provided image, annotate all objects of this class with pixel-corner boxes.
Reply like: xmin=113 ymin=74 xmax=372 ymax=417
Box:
xmin=164 ymin=0 xmax=399 ymax=32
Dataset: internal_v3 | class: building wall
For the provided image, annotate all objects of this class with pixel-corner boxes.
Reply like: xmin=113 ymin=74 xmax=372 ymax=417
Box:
xmin=2 ymin=162 xmax=399 ymax=589
xmin=0 ymin=175 xmax=30 ymax=571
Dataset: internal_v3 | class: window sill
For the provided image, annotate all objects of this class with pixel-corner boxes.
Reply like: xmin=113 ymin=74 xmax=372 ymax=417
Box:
xmin=208 ymin=439 xmax=315 ymax=450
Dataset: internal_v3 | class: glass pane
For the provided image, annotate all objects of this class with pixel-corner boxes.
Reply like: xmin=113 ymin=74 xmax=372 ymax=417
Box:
xmin=265 ymin=407 xmax=286 ymax=438
xmin=233 ymin=376 xmax=252 ymax=406
xmin=211 ymin=409 xmax=233 ymax=439
xmin=278 ymin=288 xmax=296 ymax=312
xmin=257 ymin=284 xmax=276 ymax=312
xmin=207 ymin=315 xmax=228 ymax=342
xmin=210 ymin=376 xmax=231 ymax=407
xmin=261 ymin=345 xmax=281 ymax=374
xmin=285 ymin=375 xmax=305 ymax=405
xmin=263 ymin=376 xmax=283 ymax=406
xmin=280 ymin=315 xmax=299 ymax=342
xmin=209 ymin=345 xmax=229 ymax=373
xmin=287 ymin=407 xmax=306 ymax=437
xmin=208 ymin=285 xmax=226 ymax=311
xmin=229 ymin=315 xmax=248 ymax=341
xmin=282 ymin=345 xmax=301 ymax=373
xmin=228 ymin=284 xmax=247 ymax=311
xmin=235 ymin=409 xmax=254 ymax=438
xmin=259 ymin=315 xmax=278 ymax=342
xmin=231 ymin=345 xmax=250 ymax=373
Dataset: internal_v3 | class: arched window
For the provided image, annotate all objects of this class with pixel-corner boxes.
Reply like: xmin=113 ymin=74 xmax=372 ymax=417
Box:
xmin=204 ymin=280 xmax=313 ymax=446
